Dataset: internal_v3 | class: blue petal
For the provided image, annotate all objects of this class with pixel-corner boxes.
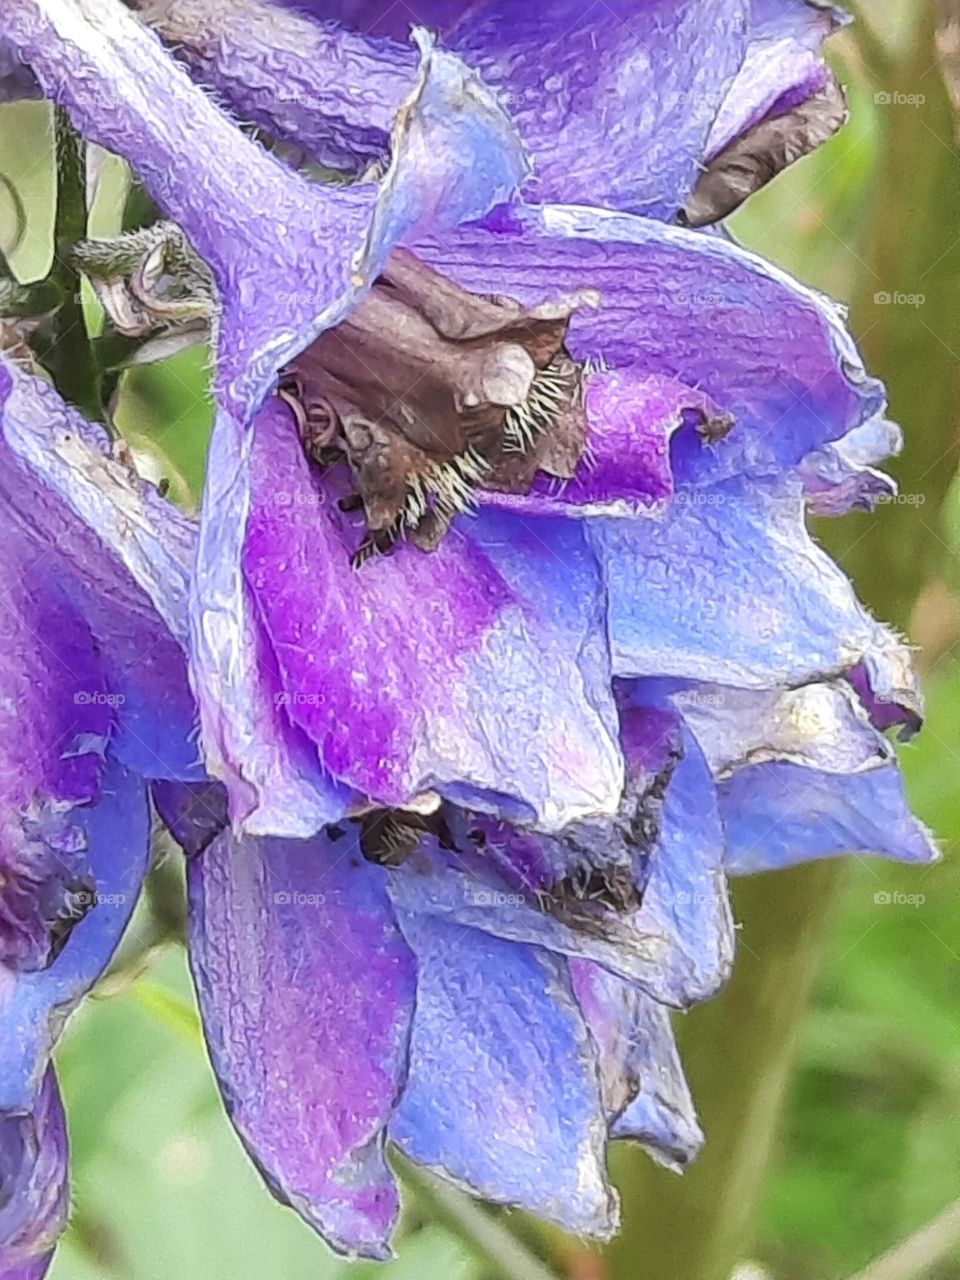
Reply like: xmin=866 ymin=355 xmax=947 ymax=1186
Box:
xmin=671 ymin=679 xmax=939 ymax=873
xmin=626 ymin=707 xmax=734 ymax=1006
xmin=0 ymin=759 xmax=149 ymax=1113
xmin=571 ymin=961 xmax=702 ymax=1169
xmin=594 ymin=481 xmax=883 ymax=688
xmin=721 ymin=759 xmax=939 ymax=874
xmin=390 ymin=914 xmax=616 ymax=1236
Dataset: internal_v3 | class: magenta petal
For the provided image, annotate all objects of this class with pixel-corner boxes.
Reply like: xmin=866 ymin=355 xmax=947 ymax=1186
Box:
xmin=187 ymin=824 xmax=416 ymax=1258
xmin=484 ymin=372 xmax=730 ymax=518
xmin=242 ymin=401 xmax=622 ymax=827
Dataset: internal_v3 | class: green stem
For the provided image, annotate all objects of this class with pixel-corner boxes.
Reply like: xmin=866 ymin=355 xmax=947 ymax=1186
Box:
xmin=607 ymin=9 xmax=960 ymax=1280
xmin=43 ymin=106 xmax=103 ymax=420
xmin=845 ymin=1197 xmax=960 ymax=1280
xmin=607 ymin=862 xmax=843 ymax=1280
xmin=400 ymin=1162 xmax=562 ymax=1280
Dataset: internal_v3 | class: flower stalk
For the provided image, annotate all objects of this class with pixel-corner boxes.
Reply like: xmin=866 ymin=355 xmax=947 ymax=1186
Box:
xmin=42 ymin=106 xmax=103 ymax=420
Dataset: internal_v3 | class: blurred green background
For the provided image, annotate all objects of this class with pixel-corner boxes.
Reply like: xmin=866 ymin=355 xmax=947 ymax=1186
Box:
xmin=3 ymin=1 xmax=960 ymax=1278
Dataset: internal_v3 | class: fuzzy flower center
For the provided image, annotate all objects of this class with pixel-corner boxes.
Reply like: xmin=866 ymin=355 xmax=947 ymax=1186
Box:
xmin=279 ymin=249 xmax=590 ymax=561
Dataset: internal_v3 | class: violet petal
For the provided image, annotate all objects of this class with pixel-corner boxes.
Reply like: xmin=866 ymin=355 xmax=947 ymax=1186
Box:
xmin=594 ymin=481 xmax=885 ymax=690
xmin=0 ymin=1069 xmax=67 ymax=1280
xmin=243 ymin=405 xmax=622 ymax=829
xmin=187 ymin=823 xmax=416 ymax=1259
xmin=0 ymin=758 xmax=149 ymax=1114
xmin=416 ymin=205 xmax=884 ymax=490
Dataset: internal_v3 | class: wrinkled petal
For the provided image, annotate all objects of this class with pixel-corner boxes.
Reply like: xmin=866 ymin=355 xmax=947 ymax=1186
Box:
xmin=243 ymin=402 xmax=622 ymax=828
xmin=707 ymin=0 xmax=848 ymax=157
xmin=571 ymin=961 xmax=702 ymax=1170
xmin=671 ymin=680 xmax=939 ymax=872
xmin=141 ymin=0 xmax=417 ymax=173
xmin=721 ymin=759 xmax=939 ymax=873
xmin=622 ymin=698 xmax=735 ymax=1006
xmin=801 ymin=416 xmax=901 ymax=516
xmin=185 ymin=816 xmax=416 ymax=1259
xmin=386 ymin=853 xmax=667 ymax=991
xmin=849 ymin=630 xmax=924 ymax=735
xmin=0 ymin=531 xmax=113 ymax=976
xmin=5 ymin=1 xmax=527 ymax=830
xmin=5 ymin=3 xmax=524 ymax=410
xmin=0 ymin=39 xmax=37 ymax=101
xmin=595 ymin=482 xmax=884 ymax=689
xmin=390 ymin=913 xmax=616 ymax=1237
xmin=484 ymin=372 xmax=731 ymax=519
xmin=152 ymin=0 xmax=753 ymax=218
xmin=418 ymin=205 xmax=883 ymax=491
xmin=390 ymin=696 xmax=732 ymax=1009
xmin=0 ymin=357 xmax=200 ymax=781
xmin=675 ymin=678 xmax=892 ymax=777
xmin=0 ymin=759 xmax=149 ymax=1113
xmin=683 ymin=1 xmax=848 ymax=225
xmin=0 ymin=1069 xmax=67 ymax=1280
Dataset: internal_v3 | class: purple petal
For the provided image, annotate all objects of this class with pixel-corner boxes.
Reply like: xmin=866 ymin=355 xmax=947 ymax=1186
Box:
xmin=242 ymin=402 xmax=622 ymax=828
xmin=418 ymin=205 xmax=883 ymax=490
xmin=484 ymin=372 xmax=730 ymax=519
xmin=6 ymin=3 xmax=527 ymax=829
xmin=5 ymin=5 xmax=525 ymax=412
xmin=571 ymin=961 xmax=702 ymax=1170
xmin=848 ymin=632 xmax=923 ymax=736
xmin=801 ymin=416 xmax=901 ymax=516
xmin=683 ymin=1 xmax=849 ymax=226
xmin=706 ymin=0 xmax=847 ymax=158
xmin=143 ymin=0 xmax=417 ymax=173
xmin=187 ymin=823 xmax=416 ymax=1259
xmin=0 ymin=39 xmax=36 ymax=101
xmin=0 ymin=358 xmax=201 ymax=782
xmin=389 ymin=914 xmax=616 ymax=1237
xmin=0 ymin=759 xmax=149 ymax=1114
xmin=594 ymin=482 xmax=884 ymax=689
xmin=389 ymin=695 xmax=732 ymax=1009
xmin=0 ymin=1069 xmax=67 ymax=1280
xmin=162 ymin=0 xmax=752 ymax=219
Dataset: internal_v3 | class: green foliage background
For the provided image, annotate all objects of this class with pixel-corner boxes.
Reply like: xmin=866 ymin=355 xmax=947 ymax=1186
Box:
xmin=2 ymin=2 xmax=959 ymax=1277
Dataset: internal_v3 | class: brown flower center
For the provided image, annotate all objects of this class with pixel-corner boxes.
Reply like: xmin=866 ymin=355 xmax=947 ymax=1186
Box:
xmin=279 ymin=249 xmax=591 ymax=561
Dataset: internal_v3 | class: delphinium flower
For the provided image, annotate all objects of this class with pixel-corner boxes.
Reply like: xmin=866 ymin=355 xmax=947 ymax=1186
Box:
xmin=0 ymin=348 xmax=203 ymax=1277
xmin=0 ymin=0 xmax=938 ymax=1272
xmin=138 ymin=0 xmax=849 ymax=226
